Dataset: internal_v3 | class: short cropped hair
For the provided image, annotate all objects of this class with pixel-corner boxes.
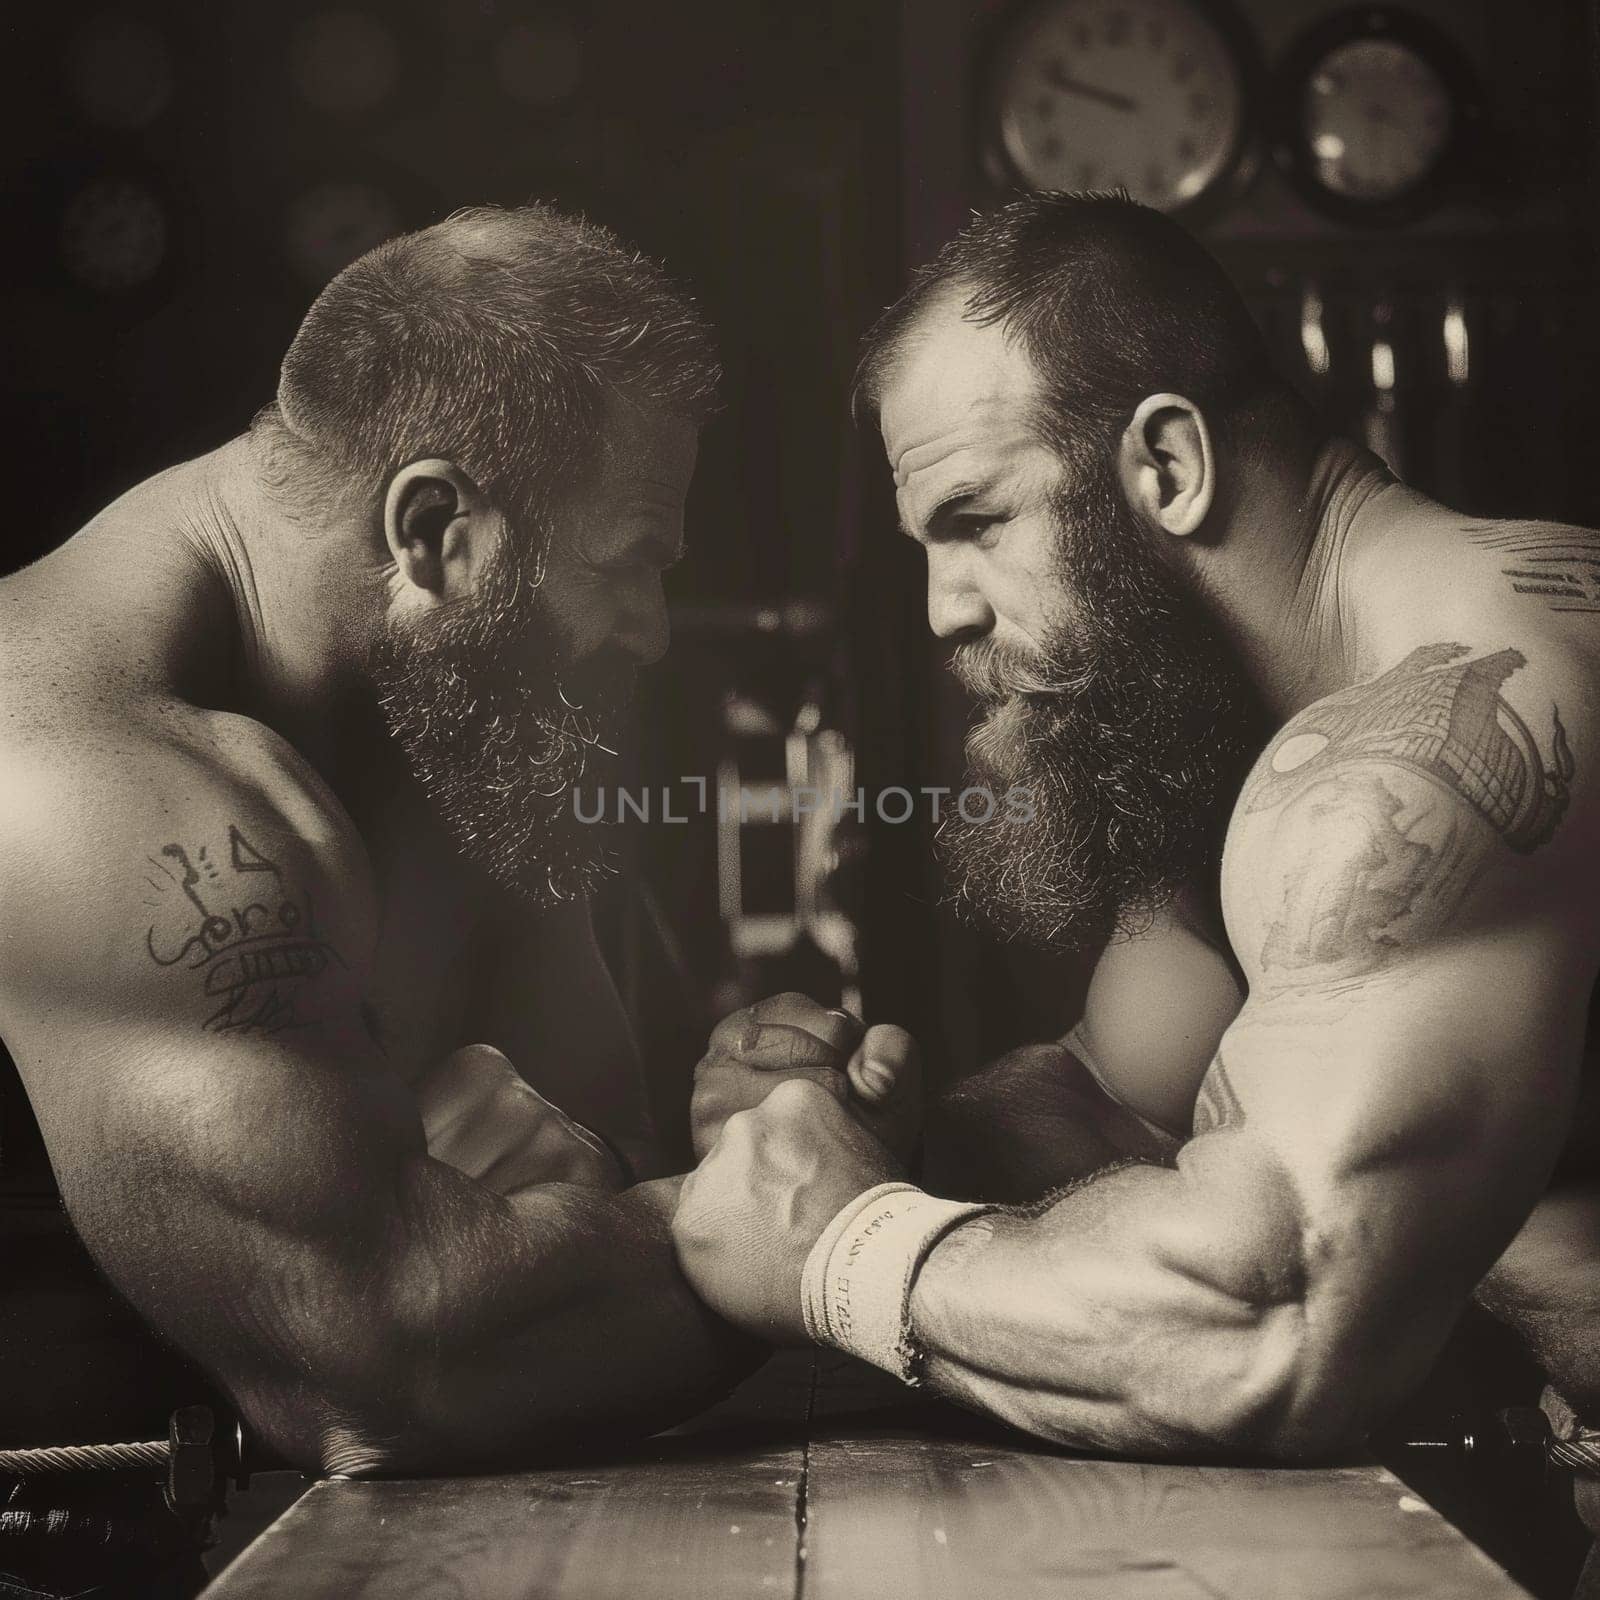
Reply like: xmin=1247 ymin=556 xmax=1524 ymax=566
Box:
xmin=854 ymin=191 xmax=1293 ymax=464
xmin=261 ymin=204 xmax=720 ymax=521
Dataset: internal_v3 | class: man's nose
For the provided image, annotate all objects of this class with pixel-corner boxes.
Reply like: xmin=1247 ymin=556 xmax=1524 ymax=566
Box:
xmin=926 ymin=547 xmax=996 ymax=642
xmin=616 ymin=581 xmax=670 ymax=667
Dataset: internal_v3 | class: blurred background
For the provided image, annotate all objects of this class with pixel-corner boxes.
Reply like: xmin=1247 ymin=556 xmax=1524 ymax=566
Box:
xmin=4 ymin=0 xmax=1598 ymax=1159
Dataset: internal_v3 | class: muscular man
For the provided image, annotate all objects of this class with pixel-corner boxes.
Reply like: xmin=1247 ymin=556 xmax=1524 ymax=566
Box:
xmin=0 ymin=204 xmax=757 ymax=1475
xmin=675 ymin=192 xmax=1600 ymax=1465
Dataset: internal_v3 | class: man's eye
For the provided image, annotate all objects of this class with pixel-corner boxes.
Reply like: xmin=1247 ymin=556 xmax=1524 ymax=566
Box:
xmin=952 ymin=514 xmax=1001 ymax=541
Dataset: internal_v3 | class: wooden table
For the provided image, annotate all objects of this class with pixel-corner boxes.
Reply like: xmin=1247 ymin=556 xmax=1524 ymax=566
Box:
xmin=204 ymin=1352 xmax=1530 ymax=1599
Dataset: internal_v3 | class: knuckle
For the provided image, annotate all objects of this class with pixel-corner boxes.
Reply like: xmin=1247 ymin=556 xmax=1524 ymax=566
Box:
xmin=493 ymin=1081 xmax=538 ymax=1117
xmin=721 ymin=1106 xmax=757 ymax=1142
xmin=767 ymin=1077 xmax=823 ymax=1114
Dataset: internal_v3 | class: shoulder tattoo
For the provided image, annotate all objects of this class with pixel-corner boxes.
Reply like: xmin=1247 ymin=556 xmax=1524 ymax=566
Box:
xmin=142 ymin=824 xmax=346 ymax=1037
xmin=1236 ymin=644 xmax=1573 ymax=985
xmin=1461 ymin=521 xmax=1600 ymax=616
xmin=1243 ymin=643 xmax=1572 ymax=852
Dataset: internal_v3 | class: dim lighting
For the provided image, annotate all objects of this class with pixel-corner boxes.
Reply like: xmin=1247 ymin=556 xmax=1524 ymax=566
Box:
xmin=286 ymin=182 xmax=400 ymax=285
xmin=68 ymin=15 xmax=172 ymax=129
xmin=291 ymin=11 xmax=400 ymax=114
xmin=59 ymin=179 xmax=168 ymax=292
xmin=494 ymin=19 xmax=584 ymax=107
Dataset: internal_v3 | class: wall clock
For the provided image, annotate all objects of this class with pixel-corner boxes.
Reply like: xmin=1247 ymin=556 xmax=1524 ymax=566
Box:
xmin=982 ymin=0 xmax=1258 ymax=217
xmin=1274 ymin=7 xmax=1479 ymax=227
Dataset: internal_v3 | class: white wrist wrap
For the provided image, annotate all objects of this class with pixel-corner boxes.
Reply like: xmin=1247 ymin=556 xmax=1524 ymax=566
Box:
xmin=799 ymin=1182 xmax=995 ymax=1384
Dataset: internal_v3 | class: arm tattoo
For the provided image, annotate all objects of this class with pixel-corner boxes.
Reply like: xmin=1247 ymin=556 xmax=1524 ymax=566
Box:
xmin=143 ymin=824 xmax=345 ymax=1036
xmin=1242 ymin=643 xmax=1572 ymax=850
xmin=1461 ymin=521 xmax=1600 ymax=615
xmin=1237 ymin=644 xmax=1573 ymax=985
xmin=1193 ymin=1053 xmax=1246 ymax=1136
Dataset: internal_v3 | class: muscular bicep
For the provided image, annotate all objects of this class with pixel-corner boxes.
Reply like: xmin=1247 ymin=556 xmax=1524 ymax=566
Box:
xmin=1201 ymin=640 xmax=1600 ymax=1405
xmin=0 ymin=747 xmax=755 ymax=1470
xmin=0 ymin=755 xmax=423 ymax=1421
xmin=1 ymin=761 xmax=388 ymax=1156
xmin=907 ymin=644 xmax=1600 ymax=1458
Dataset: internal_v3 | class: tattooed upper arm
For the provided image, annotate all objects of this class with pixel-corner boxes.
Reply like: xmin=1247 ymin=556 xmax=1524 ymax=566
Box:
xmin=0 ymin=741 xmax=377 ymax=1058
xmin=142 ymin=821 xmax=360 ymax=1041
xmin=1169 ymin=642 xmax=1595 ymax=1401
xmin=1222 ymin=642 xmax=1575 ymax=995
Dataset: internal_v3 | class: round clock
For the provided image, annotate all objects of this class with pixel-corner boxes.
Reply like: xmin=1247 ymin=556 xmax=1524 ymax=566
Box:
xmin=1276 ymin=8 xmax=1478 ymax=225
xmin=982 ymin=0 xmax=1257 ymax=216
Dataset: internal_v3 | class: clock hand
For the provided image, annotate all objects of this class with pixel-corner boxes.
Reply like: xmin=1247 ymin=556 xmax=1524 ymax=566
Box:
xmin=1043 ymin=64 xmax=1138 ymax=113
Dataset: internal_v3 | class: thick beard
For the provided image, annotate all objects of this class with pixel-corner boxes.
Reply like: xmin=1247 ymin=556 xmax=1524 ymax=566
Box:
xmin=938 ymin=455 xmax=1261 ymax=954
xmin=369 ymin=531 xmax=634 ymax=906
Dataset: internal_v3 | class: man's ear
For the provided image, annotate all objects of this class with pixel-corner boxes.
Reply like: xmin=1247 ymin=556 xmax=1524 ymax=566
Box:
xmin=382 ymin=459 xmax=495 ymax=601
xmin=1116 ymin=394 xmax=1215 ymax=539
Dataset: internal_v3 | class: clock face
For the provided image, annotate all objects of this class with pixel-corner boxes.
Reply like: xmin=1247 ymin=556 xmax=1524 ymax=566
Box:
xmin=1300 ymin=37 xmax=1452 ymax=202
xmin=990 ymin=0 xmax=1248 ymax=212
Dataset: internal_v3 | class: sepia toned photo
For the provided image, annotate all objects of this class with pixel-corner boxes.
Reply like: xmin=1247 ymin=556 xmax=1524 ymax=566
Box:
xmin=3 ymin=2 xmax=1598 ymax=1596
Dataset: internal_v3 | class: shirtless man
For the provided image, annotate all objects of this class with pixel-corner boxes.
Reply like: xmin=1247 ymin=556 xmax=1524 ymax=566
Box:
xmin=0 ymin=204 xmax=760 ymax=1475
xmin=674 ymin=193 xmax=1600 ymax=1467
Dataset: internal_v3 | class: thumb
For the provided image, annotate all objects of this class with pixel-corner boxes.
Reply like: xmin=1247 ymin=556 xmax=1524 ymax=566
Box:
xmin=847 ymin=1024 xmax=917 ymax=1107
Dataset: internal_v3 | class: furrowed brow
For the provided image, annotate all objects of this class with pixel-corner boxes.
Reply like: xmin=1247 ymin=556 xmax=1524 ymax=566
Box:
xmin=902 ymin=485 xmax=988 ymax=540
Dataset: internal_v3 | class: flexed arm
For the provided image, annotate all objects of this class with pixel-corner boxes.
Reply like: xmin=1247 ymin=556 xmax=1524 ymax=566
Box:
xmin=676 ymin=643 xmax=1598 ymax=1457
xmin=1 ymin=752 xmax=753 ymax=1475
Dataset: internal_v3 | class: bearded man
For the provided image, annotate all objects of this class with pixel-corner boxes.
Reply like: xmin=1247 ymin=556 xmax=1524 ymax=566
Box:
xmin=0 ymin=203 xmax=761 ymax=1484
xmin=674 ymin=193 xmax=1600 ymax=1484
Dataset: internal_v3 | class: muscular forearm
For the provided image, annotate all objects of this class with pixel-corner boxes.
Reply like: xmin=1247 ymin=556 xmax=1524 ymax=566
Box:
xmin=908 ymin=1144 xmax=1419 ymax=1461
xmin=924 ymin=1044 xmax=1175 ymax=1203
xmin=244 ymin=1168 xmax=759 ymax=1474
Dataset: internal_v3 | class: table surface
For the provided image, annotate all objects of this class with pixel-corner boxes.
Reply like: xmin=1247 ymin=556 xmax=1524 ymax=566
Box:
xmin=204 ymin=1352 xmax=1530 ymax=1600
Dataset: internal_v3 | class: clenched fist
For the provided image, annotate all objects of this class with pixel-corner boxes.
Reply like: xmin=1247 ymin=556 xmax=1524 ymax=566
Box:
xmin=673 ymin=1077 xmax=899 ymax=1343
xmin=415 ymin=1044 xmax=626 ymax=1196
xmin=691 ymin=992 xmax=923 ymax=1163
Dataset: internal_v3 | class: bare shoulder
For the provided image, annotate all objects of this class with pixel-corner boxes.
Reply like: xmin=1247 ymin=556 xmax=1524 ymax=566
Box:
xmin=1222 ymin=638 xmax=1599 ymax=995
xmin=0 ymin=695 xmax=377 ymax=1047
xmin=1356 ymin=502 xmax=1600 ymax=677
xmin=1455 ymin=515 xmax=1600 ymax=627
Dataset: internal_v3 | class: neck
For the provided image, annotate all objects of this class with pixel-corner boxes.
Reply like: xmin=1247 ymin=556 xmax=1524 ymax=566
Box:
xmin=1197 ymin=434 xmax=1391 ymax=722
xmin=186 ymin=435 xmax=400 ymax=822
